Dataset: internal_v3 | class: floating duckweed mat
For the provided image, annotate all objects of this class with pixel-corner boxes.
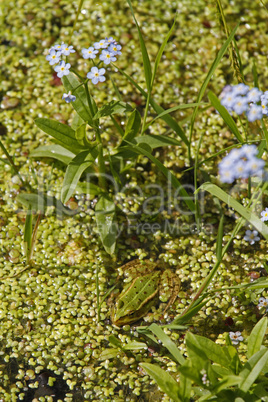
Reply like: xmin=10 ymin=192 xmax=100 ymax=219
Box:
xmin=1 ymin=0 xmax=268 ymax=400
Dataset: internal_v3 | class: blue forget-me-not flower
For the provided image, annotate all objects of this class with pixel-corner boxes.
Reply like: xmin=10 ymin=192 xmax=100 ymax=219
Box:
xmin=218 ymin=144 xmax=265 ymax=183
xmin=87 ymin=67 xmax=106 ymax=84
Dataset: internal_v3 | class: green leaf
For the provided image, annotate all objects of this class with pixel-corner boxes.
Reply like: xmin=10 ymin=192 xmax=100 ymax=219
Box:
xmin=75 ymin=123 xmax=89 ymax=146
xmin=172 ymin=297 xmax=208 ymax=325
xmin=126 ymin=0 xmax=152 ymax=91
xmin=23 ymin=208 xmax=32 ymax=262
xmin=75 ymin=181 xmax=103 ymax=197
xmin=35 ymin=118 xmax=85 ymax=153
xmin=93 ymin=100 xmax=132 ymax=120
xmin=208 ymin=91 xmax=243 ymax=143
xmin=123 ymin=341 xmax=147 ymax=351
xmin=30 ymin=144 xmax=76 ymax=164
xmin=212 ymin=375 xmax=242 ymax=394
xmin=239 ymin=349 xmax=268 ymax=392
xmin=247 ymin=317 xmax=268 ymax=359
xmin=61 ymin=149 xmax=97 ymax=204
xmin=95 ymin=194 xmax=117 ymax=255
xmin=71 ymin=111 xmax=86 ymax=130
xmin=224 ymin=345 xmax=243 ymax=374
xmin=62 ymin=73 xmax=96 ymax=124
xmin=150 ymin=19 xmax=176 ymax=90
xmin=139 ymin=363 xmax=181 ymax=402
xmin=186 ymin=333 xmax=231 ymax=368
xmin=136 ymin=134 xmax=182 ymax=148
xmin=178 ymin=360 xmax=203 ymax=385
xmin=216 ymin=214 xmax=224 ymax=261
xmin=116 ymin=133 xmax=184 ymax=159
xmin=121 ymin=109 xmax=141 ymax=143
xmin=148 ymin=323 xmax=185 ymax=365
xmin=17 ymin=193 xmax=78 ymax=217
xmin=123 ymin=141 xmax=196 ymax=213
xmin=189 ymin=23 xmax=240 ymax=148
xmin=143 ymin=102 xmax=206 ymax=133
xmin=200 ymin=182 xmax=268 ymax=241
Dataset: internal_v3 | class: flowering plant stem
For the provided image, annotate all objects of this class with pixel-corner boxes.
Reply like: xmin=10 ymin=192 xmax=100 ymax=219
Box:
xmin=69 ymin=68 xmax=107 ymax=188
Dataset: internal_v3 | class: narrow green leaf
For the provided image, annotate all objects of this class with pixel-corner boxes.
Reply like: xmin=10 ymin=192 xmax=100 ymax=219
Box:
xmin=115 ymin=65 xmax=188 ymax=145
xmin=200 ymin=182 xmax=268 ymax=240
xmin=208 ymin=91 xmax=243 ymax=143
xmin=17 ymin=193 xmax=77 ymax=217
xmin=93 ymin=100 xmax=132 ymax=120
xmin=62 ymin=73 xmax=97 ymax=124
xmin=178 ymin=361 xmax=203 ymax=385
xmin=239 ymin=349 xmax=268 ymax=392
xmin=247 ymin=317 xmax=268 ymax=359
xmin=108 ymin=335 xmax=123 ymax=349
xmin=75 ymin=181 xmax=103 ymax=197
xmin=143 ymin=102 xmax=207 ymax=133
xmin=136 ymin=134 xmax=183 ymax=148
xmin=124 ymin=141 xmax=196 ymax=212
xmin=172 ymin=297 xmax=208 ymax=325
xmin=116 ymin=133 xmax=184 ymax=159
xmin=139 ymin=363 xmax=181 ymax=402
xmin=61 ymin=149 xmax=98 ymax=204
xmin=95 ymin=194 xmax=117 ymax=255
xmin=126 ymin=0 xmax=152 ymax=91
xmin=151 ymin=19 xmax=176 ymax=89
xmin=189 ymin=23 xmax=240 ymax=151
xmin=148 ymin=323 xmax=185 ymax=365
xmin=75 ymin=123 xmax=89 ymax=146
xmin=212 ymin=375 xmax=242 ymax=394
xmin=121 ymin=109 xmax=141 ymax=143
xmin=71 ymin=112 xmax=85 ymax=130
xmin=186 ymin=333 xmax=231 ymax=368
xmin=30 ymin=144 xmax=76 ymax=164
xmin=35 ymin=118 xmax=85 ymax=153
xmin=123 ymin=341 xmax=147 ymax=351
xmin=23 ymin=208 xmax=32 ymax=262
xmin=216 ymin=214 xmax=224 ymax=261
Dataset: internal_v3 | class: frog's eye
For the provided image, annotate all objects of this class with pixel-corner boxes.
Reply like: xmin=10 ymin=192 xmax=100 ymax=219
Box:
xmin=117 ymin=300 xmax=124 ymax=309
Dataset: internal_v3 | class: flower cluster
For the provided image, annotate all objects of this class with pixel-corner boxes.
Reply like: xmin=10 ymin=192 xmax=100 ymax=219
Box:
xmin=46 ymin=37 xmax=122 ymax=102
xmin=46 ymin=42 xmax=75 ymax=78
xmin=218 ymin=144 xmax=265 ymax=183
xmin=220 ymin=84 xmax=268 ymax=122
xmin=229 ymin=331 xmax=243 ymax=345
xmin=82 ymin=37 xmax=121 ymax=85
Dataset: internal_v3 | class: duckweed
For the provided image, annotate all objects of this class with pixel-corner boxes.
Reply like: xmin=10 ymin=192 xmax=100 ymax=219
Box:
xmin=1 ymin=0 xmax=268 ymax=400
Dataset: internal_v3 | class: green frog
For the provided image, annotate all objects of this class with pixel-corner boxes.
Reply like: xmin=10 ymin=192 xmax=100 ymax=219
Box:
xmin=110 ymin=259 xmax=181 ymax=326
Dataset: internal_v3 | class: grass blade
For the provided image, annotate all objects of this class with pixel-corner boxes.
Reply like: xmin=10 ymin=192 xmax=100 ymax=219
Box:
xmin=200 ymin=182 xmax=268 ymax=240
xmin=61 ymin=148 xmax=98 ymax=204
xmin=30 ymin=144 xmax=76 ymax=164
xmin=216 ymin=214 xmax=224 ymax=261
xmin=23 ymin=208 xmax=32 ymax=263
xmin=126 ymin=0 xmax=152 ymax=91
xmin=189 ymin=23 xmax=240 ymax=158
xmin=247 ymin=317 xmax=267 ymax=359
xmin=148 ymin=323 xmax=185 ymax=365
xmin=139 ymin=363 xmax=181 ymax=402
xmin=208 ymin=91 xmax=243 ymax=143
